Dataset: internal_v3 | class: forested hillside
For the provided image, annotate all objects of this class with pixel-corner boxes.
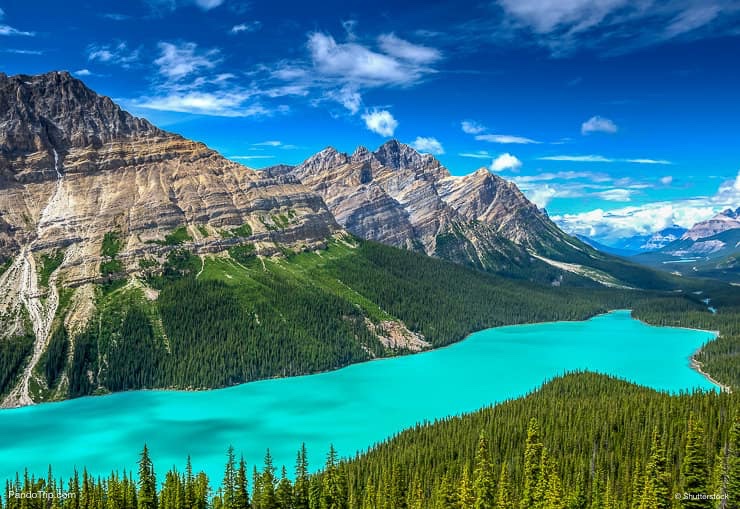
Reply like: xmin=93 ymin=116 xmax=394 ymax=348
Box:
xmin=4 ymin=373 xmax=737 ymax=509
xmin=62 ymin=239 xmax=620 ymax=400
xmin=3 ymin=236 xmax=738 ymax=403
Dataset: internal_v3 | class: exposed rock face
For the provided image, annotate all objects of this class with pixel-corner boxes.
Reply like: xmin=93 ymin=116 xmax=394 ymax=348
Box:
xmin=0 ymin=71 xmax=339 ymax=407
xmin=681 ymin=208 xmax=740 ymax=241
xmin=0 ymin=71 xmax=339 ymax=277
xmin=287 ymin=140 xmax=589 ymax=270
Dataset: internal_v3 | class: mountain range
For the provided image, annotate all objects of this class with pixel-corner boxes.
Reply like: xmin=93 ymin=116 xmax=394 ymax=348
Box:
xmin=631 ymin=208 xmax=740 ymax=281
xmin=0 ymin=71 xmax=688 ymax=407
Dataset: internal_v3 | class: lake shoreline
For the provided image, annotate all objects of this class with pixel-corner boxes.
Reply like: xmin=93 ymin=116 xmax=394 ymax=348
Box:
xmin=690 ymin=346 xmax=732 ymax=393
xmin=1 ymin=309 xmax=725 ymax=410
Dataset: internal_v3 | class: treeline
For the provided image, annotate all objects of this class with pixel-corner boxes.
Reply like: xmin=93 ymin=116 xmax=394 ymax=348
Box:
xmin=3 ymin=374 xmax=738 ymax=509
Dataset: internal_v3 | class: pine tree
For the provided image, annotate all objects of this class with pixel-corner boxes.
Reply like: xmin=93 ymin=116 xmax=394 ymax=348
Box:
xmin=458 ymin=466 xmax=475 ymax=509
xmin=434 ymin=474 xmax=456 ymax=509
xmin=137 ymin=445 xmax=157 ymax=509
xmin=681 ymin=417 xmax=711 ymax=509
xmin=361 ymin=479 xmax=377 ymax=509
xmin=544 ymin=456 xmax=564 ymax=509
xmin=566 ymin=471 xmax=587 ymax=509
xmin=474 ymin=431 xmax=496 ymax=509
xmin=235 ymin=457 xmax=250 ymax=509
xmin=640 ymin=429 xmax=671 ymax=509
xmin=495 ymin=464 xmax=514 ymax=509
xmin=407 ymin=477 xmax=425 ymax=509
xmin=260 ymin=450 xmax=278 ymax=509
xmin=252 ymin=466 xmax=263 ymax=509
xmin=522 ymin=418 xmax=545 ymax=508
xmin=321 ymin=445 xmax=346 ymax=509
xmin=728 ymin=416 xmax=740 ymax=509
xmin=224 ymin=446 xmax=237 ymax=509
xmin=275 ymin=466 xmax=292 ymax=509
xmin=294 ymin=444 xmax=310 ymax=509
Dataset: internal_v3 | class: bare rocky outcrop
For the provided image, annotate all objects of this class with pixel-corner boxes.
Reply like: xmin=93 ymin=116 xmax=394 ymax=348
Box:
xmin=287 ymin=140 xmax=590 ymax=271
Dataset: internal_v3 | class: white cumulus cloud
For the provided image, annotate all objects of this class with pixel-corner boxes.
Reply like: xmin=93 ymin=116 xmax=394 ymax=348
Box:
xmin=581 ymin=115 xmax=618 ymax=134
xmin=490 ymin=153 xmax=523 ymax=172
xmin=552 ymin=171 xmax=740 ymax=243
xmin=410 ymin=137 xmax=444 ymax=155
xmin=362 ymin=109 xmax=398 ymax=137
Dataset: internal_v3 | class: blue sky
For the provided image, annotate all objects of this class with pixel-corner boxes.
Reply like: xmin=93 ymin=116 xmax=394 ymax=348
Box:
xmin=2 ymin=0 xmax=740 ymax=244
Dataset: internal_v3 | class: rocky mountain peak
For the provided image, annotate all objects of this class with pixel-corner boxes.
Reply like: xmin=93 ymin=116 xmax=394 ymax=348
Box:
xmin=350 ymin=145 xmax=373 ymax=163
xmin=373 ymin=139 xmax=432 ymax=170
xmin=0 ymin=71 xmax=163 ymax=159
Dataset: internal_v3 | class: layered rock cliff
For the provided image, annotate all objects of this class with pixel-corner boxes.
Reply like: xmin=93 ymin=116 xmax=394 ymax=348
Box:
xmin=280 ymin=140 xmax=593 ymax=273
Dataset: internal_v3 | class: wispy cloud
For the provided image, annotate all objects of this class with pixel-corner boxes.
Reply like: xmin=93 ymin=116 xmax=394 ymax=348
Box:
xmin=87 ymin=41 xmax=139 ymax=67
xmin=2 ymin=48 xmax=42 ymax=55
xmin=461 ymin=120 xmax=486 ymax=134
xmin=194 ymin=0 xmax=224 ymax=9
xmin=459 ymin=150 xmax=492 ymax=159
xmin=581 ymin=115 xmax=618 ymax=135
xmin=101 ymin=13 xmax=131 ymax=21
xmin=626 ymin=158 xmax=672 ymax=165
xmin=263 ymin=31 xmax=442 ymax=114
xmin=493 ymin=0 xmax=740 ymax=56
xmin=134 ymin=91 xmax=269 ymax=117
xmin=154 ymin=41 xmax=220 ymax=80
xmin=490 ymin=153 xmax=522 ymax=172
xmin=539 ymin=155 xmax=614 ymax=163
xmin=230 ymin=22 xmax=261 ymax=34
xmin=538 ymin=154 xmax=672 ymax=164
xmin=362 ymin=109 xmax=398 ymax=137
xmin=410 ymin=136 xmax=444 ymax=155
xmin=476 ymin=134 xmax=541 ymax=144
xmin=230 ymin=155 xmax=275 ymax=160
xmin=0 ymin=24 xmax=35 ymax=36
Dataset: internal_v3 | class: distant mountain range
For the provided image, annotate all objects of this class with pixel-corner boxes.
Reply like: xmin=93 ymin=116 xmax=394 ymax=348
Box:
xmin=579 ymin=226 xmax=688 ymax=256
xmin=631 ymin=208 xmax=740 ymax=282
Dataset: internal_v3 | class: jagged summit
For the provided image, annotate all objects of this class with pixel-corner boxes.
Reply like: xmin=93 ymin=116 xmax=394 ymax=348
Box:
xmin=283 ymin=140 xmax=590 ymax=273
xmin=0 ymin=71 xmax=163 ymax=157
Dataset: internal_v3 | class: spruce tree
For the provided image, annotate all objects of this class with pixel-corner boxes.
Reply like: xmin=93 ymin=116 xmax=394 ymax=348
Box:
xmin=321 ymin=445 xmax=347 ymax=509
xmin=137 ymin=445 xmax=157 ymax=509
xmin=294 ymin=444 xmax=310 ymax=509
xmin=260 ymin=450 xmax=277 ymax=509
xmin=474 ymin=431 xmax=496 ymax=509
xmin=728 ymin=416 xmax=740 ymax=509
xmin=495 ymin=464 xmax=514 ymax=509
xmin=458 ymin=466 xmax=475 ymax=509
xmin=224 ymin=446 xmax=237 ymax=509
xmin=275 ymin=466 xmax=292 ymax=509
xmin=235 ymin=457 xmax=250 ymax=509
xmin=681 ymin=417 xmax=711 ymax=509
xmin=640 ymin=429 xmax=671 ymax=509
xmin=522 ymin=418 xmax=544 ymax=508
xmin=434 ymin=474 xmax=456 ymax=509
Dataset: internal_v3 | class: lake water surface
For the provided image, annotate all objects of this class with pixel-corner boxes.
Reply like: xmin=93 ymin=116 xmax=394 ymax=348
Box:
xmin=0 ymin=310 xmax=717 ymax=483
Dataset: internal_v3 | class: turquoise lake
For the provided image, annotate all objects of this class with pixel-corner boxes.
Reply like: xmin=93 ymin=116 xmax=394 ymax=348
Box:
xmin=0 ymin=310 xmax=717 ymax=484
